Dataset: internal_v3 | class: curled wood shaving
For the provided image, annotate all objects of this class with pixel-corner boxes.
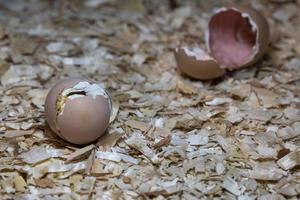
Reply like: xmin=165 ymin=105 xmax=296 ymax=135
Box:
xmin=277 ymin=149 xmax=300 ymax=170
xmin=65 ymin=144 xmax=95 ymax=163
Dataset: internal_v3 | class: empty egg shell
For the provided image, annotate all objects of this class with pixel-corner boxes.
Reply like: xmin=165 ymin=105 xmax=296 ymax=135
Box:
xmin=206 ymin=6 xmax=270 ymax=70
xmin=174 ymin=6 xmax=270 ymax=80
xmin=45 ymin=78 xmax=111 ymax=145
xmin=174 ymin=46 xmax=225 ymax=80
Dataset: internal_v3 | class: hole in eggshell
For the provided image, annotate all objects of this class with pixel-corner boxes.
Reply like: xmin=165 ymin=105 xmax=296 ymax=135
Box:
xmin=208 ymin=9 xmax=257 ymax=68
xmin=66 ymin=91 xmax=86 ymax=97
xmin=55 ymin=90 xmax=87 ymax=116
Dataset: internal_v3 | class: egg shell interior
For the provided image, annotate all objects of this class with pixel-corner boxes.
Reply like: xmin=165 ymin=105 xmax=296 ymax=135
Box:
xmin=208 ymin=8 xmax=257 ymax=68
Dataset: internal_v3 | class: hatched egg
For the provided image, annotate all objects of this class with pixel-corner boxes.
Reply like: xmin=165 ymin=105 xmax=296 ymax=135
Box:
xmin=174 ymin=46 xmax=225 ymax=80
xmin=174 ymin=6 xmax=270 ymax=80
xmin=206 ymin=6 xmax=270 ymax=70
xmin=45 ymin=78 xmax=112 ymax=145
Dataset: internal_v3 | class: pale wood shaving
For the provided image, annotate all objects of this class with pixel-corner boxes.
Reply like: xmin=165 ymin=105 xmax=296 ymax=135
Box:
xmin=65 ymin=144 xmax=95 ymax=163
xmin=1 ymin=0 xmax=300 ymax=199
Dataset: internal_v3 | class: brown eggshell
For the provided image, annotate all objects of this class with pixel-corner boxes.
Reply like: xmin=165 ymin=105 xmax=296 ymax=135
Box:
xmin=207 ymin=6 xmax=270 ymax=70
xmin=56 ymin=95 xmax=110 ymax=145
xmin=45 ymin=78 xmax=86 ymax=134
xmin=45 ymin=78 xmax=111 ymax=145
xmin=174 ymin=47 xmax=225 ymax=80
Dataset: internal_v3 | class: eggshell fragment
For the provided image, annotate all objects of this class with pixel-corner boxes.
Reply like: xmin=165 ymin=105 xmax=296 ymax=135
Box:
xmin=206 ymin=7 xmax=270 ymax=69
xmin=174 ymin=46 xmax=225 ymax=80
xmin=45 ymin=78 xmax=111 ymax=145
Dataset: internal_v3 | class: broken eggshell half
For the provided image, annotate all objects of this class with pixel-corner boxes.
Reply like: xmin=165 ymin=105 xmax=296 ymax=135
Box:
xmin=174 ymin=6 xmax=270 ymax=80
xmin=174 ymin=46 xmax=225 ymax=80
xmin=45 ymin=78 xmax=112 ymax=145
xmin=206 ymin=6 xmax=270 ymax=70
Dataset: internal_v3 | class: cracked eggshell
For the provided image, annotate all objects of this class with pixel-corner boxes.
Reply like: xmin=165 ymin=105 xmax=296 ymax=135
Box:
xmin=206 ymin=6 xmax=270 ymax=70
xmin=174 ymin=46 xmax=225 ymax=80
xmin=45 ymin=78 xmax=111 ymax=145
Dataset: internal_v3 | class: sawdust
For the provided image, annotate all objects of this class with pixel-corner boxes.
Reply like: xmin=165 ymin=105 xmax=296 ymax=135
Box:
xmin=0 ymin=0 xmax=300 ymax=199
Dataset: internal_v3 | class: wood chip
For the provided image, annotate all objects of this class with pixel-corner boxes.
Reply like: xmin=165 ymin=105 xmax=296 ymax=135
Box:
xmin=277 ymin=149 xmax=300 ymax=170
xmin=230 ymin=84 xmax=251 ymax=99
xmin=249 ymin=162 xmax=285 ymax=181
xmin=4 ymin=129 xmax=34 ymax=138
xmin=34 ymin=178 xmax=55 ymax=188
xmin=176 ymin=79 xmax=197 ymax=95
xmin=96 ymin=131 xmax=122 ymax=151
xmin=14 ymin=175 xmax=27 ymax=192
xmin=253 ymin=87 xmax=279 ymax=108
xmin=65 ymin=144 xmax=95 ymax=163
xmin=125 ymin=120 xmax=151 ymax=132
xmin=152 ymin=135 xmax=172 ymax=149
